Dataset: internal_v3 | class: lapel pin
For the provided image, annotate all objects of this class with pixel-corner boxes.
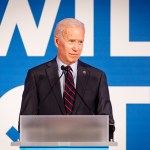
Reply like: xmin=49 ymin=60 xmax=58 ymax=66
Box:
xmin=83 ymin=70 xmax=86 ymax=75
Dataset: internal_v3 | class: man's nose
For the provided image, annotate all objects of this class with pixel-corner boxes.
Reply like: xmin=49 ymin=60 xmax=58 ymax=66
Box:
xmin=73 ymin=42 xmax=79 ymax=51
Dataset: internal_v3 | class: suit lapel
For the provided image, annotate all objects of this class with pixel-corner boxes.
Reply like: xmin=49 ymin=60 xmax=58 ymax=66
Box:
xmin=72 ymin=61 xmax=90 ymax=114
xmin=46 ymin=59 xmax=66 ymax=114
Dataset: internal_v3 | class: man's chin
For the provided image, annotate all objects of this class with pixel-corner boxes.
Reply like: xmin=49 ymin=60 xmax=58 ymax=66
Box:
xmin=69 ymin=59 xmax=78 ymax=64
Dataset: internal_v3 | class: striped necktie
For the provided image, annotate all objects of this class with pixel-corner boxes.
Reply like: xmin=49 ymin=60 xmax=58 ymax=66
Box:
xmin=63 ymin=66 xmax=76 ymax=114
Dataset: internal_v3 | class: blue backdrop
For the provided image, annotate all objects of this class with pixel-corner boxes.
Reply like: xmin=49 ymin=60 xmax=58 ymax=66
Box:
xmin=0 ymin=0 xmax=150 ymax=150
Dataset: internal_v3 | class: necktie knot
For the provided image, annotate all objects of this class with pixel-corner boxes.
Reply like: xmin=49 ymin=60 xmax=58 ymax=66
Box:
xmin=66 ymin=66 xmax=72 ymax=72
xmin=65 ymin=66 xmax=73 ymax=78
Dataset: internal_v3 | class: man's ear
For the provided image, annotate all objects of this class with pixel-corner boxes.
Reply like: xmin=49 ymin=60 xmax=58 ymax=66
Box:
xmin=54 ymin=36 xmax=59 ymax=48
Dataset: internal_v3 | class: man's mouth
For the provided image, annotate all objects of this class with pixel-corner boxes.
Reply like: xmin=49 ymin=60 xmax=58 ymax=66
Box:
xmin=69 ymin=53 xmax=78 ymax=56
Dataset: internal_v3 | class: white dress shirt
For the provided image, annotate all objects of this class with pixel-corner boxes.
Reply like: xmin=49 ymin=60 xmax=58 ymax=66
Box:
xmin=56 ymin=57 xmax=77 ymax=97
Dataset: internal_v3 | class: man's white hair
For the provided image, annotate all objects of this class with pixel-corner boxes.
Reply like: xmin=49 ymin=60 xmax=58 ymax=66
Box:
xmin=54 ymin=18 xmax=85 ymax=38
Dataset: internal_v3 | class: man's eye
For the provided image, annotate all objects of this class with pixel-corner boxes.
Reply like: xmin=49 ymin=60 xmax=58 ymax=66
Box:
xmin=69 ymin=40 xmax=74 ymax=42
xmin=79 ymin=41 xmax=83 ymax=44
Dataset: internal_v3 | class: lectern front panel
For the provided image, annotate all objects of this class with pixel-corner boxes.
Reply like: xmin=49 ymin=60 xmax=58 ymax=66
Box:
xmin=20 ymin=115 xmax=109 ymax=142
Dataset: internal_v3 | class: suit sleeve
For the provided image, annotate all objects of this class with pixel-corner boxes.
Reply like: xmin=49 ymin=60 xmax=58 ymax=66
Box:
xmin=96 ymin=71 xmax=115 ymax=125
xmin=18 ymin=70 xmax=39 ymax=131
xmin=19 ymin=70 xmax=39 ymax=115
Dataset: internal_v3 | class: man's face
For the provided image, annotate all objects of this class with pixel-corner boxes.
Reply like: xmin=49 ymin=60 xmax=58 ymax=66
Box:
xmin=55 ymin=26 xmax=84 ymax=65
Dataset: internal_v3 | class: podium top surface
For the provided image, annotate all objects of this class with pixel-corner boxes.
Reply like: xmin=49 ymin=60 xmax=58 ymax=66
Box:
xmin=11 ymin=141 xmax=118 ymax=147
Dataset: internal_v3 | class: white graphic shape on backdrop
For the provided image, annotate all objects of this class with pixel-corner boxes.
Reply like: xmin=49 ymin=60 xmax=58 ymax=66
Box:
xmin=0 ymin=86 xmax=23 ymax=150
xmin=0 ymin=0 xmax=61 ymax=56
xmin=75 ymin=0 xmax=94 ymax=56
xmin=109 ymin=87 xmax=150 ymax=150
xmin=111 ymin=0 xmax=150 ymax=56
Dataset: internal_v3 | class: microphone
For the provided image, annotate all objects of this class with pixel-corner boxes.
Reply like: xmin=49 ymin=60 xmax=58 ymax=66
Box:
xmin=34 ymin=70 xmax=64 ymax=115
xmin=61 ymin=65 xmax=68 ymax=71
xmin=61 ymin=65 xmax=95 ymax=115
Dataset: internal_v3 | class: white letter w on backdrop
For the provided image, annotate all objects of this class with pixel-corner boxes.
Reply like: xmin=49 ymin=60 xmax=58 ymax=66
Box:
xmin=0 ymin=0 xmax=61 ymax=56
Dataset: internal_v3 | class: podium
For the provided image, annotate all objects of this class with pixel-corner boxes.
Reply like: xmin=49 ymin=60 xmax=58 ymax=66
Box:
xmin=11 ymin=115 xmax=117 ymax=150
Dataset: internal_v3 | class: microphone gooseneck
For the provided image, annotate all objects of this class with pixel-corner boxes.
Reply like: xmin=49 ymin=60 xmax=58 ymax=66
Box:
xmin=34 ymin=70 xmax=64 ymax=115
xmin=35 ymin=65 xmax=94 ymax=115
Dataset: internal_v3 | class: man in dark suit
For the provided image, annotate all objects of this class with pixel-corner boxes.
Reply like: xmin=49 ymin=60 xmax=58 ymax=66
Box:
xmin=19 ymin=18 xmax=115 ymax=140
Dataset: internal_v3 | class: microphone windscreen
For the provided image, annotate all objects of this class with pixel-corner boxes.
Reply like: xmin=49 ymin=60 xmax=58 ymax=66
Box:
xmin=61 ymin=65 xmax=65 ymax=71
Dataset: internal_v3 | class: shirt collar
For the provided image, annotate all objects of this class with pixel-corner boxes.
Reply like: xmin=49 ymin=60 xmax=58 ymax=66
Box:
xmin=56 ymin=57 xmax=78 ymax=74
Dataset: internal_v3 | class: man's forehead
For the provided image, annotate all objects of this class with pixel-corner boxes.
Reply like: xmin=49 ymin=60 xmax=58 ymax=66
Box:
xmin=62 ymin=27 xmax=84 ymax=38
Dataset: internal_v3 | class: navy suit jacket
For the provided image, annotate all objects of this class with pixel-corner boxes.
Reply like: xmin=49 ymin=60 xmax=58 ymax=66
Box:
xmin=19 ymin=58 xmax=114 ymax=125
